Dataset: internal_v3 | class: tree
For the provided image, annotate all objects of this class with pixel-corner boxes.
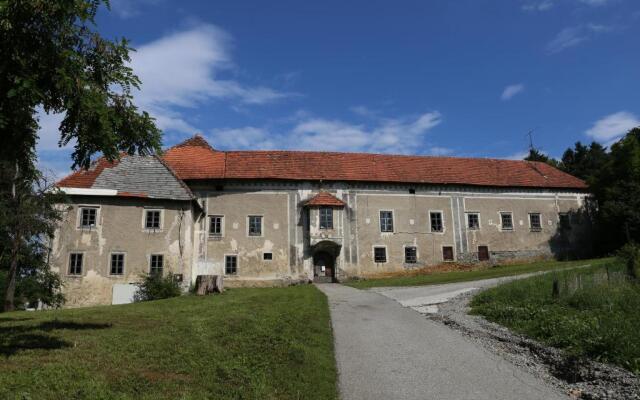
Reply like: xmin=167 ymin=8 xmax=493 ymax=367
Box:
xmin=559 ymin=141 xmax=609 ymax=183
xmin=524 ymin=148 xmax=559 ymax=167
xmin=1 ymin=0 xmax=162 ymax=311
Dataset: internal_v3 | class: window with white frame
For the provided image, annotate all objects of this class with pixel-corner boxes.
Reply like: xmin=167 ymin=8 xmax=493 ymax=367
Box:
xmin=529 ymin=213 xmax=542 ymax=232
xmin=209 ymin=215 xmax=223 ymax=237
xmin=500 ymin=212 xmax=514 ymax=231
xmin=110 ymin=253 xmax=124 ymax=275
xmin=225 ymin=255 xmax=238 ymax=275
xmin=248 ymin=215 xmax=262 ymax=236
xmin=79 ymin=207 xmax=97 ymax=228
xmin=150 ymin=254 xmax=164 ymax=275
xmin=373 ymin=246 xmax=387 ymax=263
xmin=467 ymin=213 xmax=480 ymax=230
xmin=404 ymin=246 xmax=417 ymax=263
xmin=379 ymin=211 xmax=394 ymax=232
xmin=319 ymin=207 xmax=333 ymax=229
xmin=145 ymin=210 xmax=161 ymax=230
xmin=430 ymin=212 xmax=443 ymax=232
xmin=69 ymin=253 xmax=83 ymax=275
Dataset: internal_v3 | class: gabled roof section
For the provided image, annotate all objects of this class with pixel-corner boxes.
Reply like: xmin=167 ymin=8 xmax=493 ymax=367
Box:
xmin=163 ymin=134 xmax=226 ymax=180
xmin=305 ymin=192 xmax=346 ymax=207
xmin=161 ymin=135 xmax=587 ymax=190
xmin=57 ymin=155 xmax=193 ymax=201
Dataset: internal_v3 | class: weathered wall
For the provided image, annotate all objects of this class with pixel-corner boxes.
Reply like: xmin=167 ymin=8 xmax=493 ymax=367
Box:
xmin=50 ymin=196 xmax=195 ymax=307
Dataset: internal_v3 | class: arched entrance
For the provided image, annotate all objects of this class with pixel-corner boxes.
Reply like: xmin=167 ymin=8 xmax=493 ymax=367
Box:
xmin=311 ymin=240 xmax=341 ymax=283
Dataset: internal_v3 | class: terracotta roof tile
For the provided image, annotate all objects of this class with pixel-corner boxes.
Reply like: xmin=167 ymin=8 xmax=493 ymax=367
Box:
xmin=305 ymin=192 xmax=346 ymax=207
xmin=162 ymin=135 xmax=587 ymax=190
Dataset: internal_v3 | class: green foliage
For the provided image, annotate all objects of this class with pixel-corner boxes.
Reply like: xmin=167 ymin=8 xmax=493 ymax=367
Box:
xmin=134 ymin=274 xmax=182 ymax=302
xmin=524 ymin=148 xmax=559 ymax=167
xmin=0 ymin=0 xmax=162 ymax=174
xmin=0 ymin=285 xmax=337 ymax=400
xmin=471 ymin=262 xmax=640 ymax=374
xmin=559 ymin=141 xmax=608 ymax=183
xmin=617 ymin=242 xmax=640 ymax=280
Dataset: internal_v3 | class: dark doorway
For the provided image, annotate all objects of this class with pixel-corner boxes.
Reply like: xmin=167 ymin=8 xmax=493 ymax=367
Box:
xmin=313 ymin=251 xmax=335 ymax=282
xmin=478 ymin=246 xmax=490 ymax=261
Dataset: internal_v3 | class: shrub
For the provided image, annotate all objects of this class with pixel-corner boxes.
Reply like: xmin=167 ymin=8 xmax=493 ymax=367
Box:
xmin=134 ymin=274 xmax=182 ymax=302
xmin=617 ymin=242 xmax=640 ymax=280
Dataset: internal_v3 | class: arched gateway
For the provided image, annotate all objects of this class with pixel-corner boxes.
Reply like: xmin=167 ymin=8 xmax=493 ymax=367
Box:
xmin=312 ymin=240 xmax=341 ymax=283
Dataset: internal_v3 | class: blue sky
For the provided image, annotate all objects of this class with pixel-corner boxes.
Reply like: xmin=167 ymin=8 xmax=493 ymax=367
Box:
xmin=38 ymin=0 xmax=640 ymax=178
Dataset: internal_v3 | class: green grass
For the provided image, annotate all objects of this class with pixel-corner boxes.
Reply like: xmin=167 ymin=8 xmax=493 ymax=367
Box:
xmin=0 ymin=285 xmax=337 ymax=400
xmin=345 ymin=257 xmax=613 ymax=289
xmin=470 ymin=261 xmax=640 ymax=375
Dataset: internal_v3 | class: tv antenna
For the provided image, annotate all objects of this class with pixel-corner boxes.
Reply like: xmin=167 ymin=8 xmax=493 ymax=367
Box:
xmin=525 ymin=128 xmax=538 ymax=151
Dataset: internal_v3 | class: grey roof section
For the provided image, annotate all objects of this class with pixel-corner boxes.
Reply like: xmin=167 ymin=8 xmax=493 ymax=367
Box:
xmin=93 ymin=155 xmax=193 ymax=201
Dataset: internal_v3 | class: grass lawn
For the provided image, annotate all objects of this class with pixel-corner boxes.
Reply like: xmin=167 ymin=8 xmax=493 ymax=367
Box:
xmin=0 ymin=285 xmax=337 ymax=400
xmin=345 ymin=257 xmax=613 ymax=289
xmin=470 ymin=260 xmax=640 ymax=375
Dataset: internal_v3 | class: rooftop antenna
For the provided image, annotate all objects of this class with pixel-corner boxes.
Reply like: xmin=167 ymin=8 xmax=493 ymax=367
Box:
xmin=526 ymin=128 xmax=537 ymax=151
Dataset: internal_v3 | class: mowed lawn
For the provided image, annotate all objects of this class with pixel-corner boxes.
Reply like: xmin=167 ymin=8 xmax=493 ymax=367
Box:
xmin=345 ymin=257 xmax=613 ymax=289
xmin=471 ymin=261 xmax=640 ymax=375
xmin=0 ymin=285 xmax=337 ymax=400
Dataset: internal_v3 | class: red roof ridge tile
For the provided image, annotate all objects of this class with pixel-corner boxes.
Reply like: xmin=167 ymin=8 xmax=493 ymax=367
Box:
xmin=305 ymin=191 xmax=346 ymax=207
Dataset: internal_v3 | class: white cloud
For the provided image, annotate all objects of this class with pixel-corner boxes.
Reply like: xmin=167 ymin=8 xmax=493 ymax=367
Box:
xmin=501 ymin=84 xmax=525 ymax=101
xmin=109 ymin=0 xmax=165 ymax=19
xmin=208 ymin=111 xmax=446 ymax=155
xmin=546 ymin=24 xmax=613 ymax=54
xmin=522 ymin=0 xmax=554 ymax=12
xmin=129 ymin=24 xmax=291 ymax=134
xmin=585 ymin=111 xmax=640 ymax=141
xmin=578 ymin=0 xmax=610 ymax=6
xmin=504 ymin=151 xmax=531 ymax=160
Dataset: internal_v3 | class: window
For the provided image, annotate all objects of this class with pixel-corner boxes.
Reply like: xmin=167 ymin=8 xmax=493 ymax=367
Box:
xmin=319 ymin=207 xmax=333 ymax=229
xmin=404 ymin=246 xmax=417 ymax=263
xmin=69 ymin=253 xmax=83 ymax=275
xmin=145 ymin=210 xmax=161 ymax=230
xmin=430 ymin=212 xmax=443 ymax=232
xmin=442 ymin=246 xmax=454 ymax=261
xmin=110 ymin=253 xmax=124 ymax=275
xmin=225 ymin=255 xmax=237 ymax=275
xmin=467 ymin=213 xmax=480 ymax=230
xmin=478 ymin=246 xmax=489 ymax=261
xmin=380 ymin=211 xmax=394 ymax=232
xmin=150 ymin=254 xmax=164 ymax=275
xmin=263 ymin=252 xmax=273 ymax=261
xmin=209 ymin=215 xmax=223 ymax=237
xmin=529 ymin=213 xmax=542 ymax=232
xmin=559 ymin=213 xmax=571 ymax=230
xmin=500 ymin=212 xmax=513 ymax=231
xmin=248 ymin=216 xmax=262 ymax=236
xmin=79 ymin=207 xmax=97 ymax=228
xmin=374 ymin=247 xmax=387 ymax=263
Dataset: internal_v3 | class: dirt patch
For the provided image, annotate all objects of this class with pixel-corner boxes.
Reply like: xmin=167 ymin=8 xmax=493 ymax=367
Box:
xmin=428 ymin=292 xmax=640 ymax=400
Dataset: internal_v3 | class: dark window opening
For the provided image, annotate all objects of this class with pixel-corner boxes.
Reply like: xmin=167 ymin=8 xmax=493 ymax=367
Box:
xmin=380 ymin=211 xmax=394 ymax=232
xmin=442 ymin=246 xmax=454 ymax=261
xmin=430 ymin=212 xmax=443 ymax=232
xmin=559 ymin=213 xmax=572 ymax=230
xmin=248 ymin=216 xmax=262 ymax=236
xmin=150 ymin=254 xmax=164 ymax=275
xmin=209 ymin=215 xmax=223 ymax=236
xmin=110 ymin=253 xmax=124 ymax=275
xmin=80 ymin=208 xmax=97 ymax=228
xmin=478 ymin=246 xmax=490 ymax=261
xmin=529 ymin=213 xmax=542 ymax=232
xmin=225 ymin=255 xmax=238 ymax=275
xmin=409 ymin=188 xmax=416 ymax=194
xmin=374 ymin=247 xmax=387 ymax=263
xmin=263 ymin=252 xmax=273 ymax=261
xmin=69 ymin=253 xmax=83 ymax=275
xmin=404 ymin=246 xmax=417 ymax=263
xmin=145 ymin=210 xmax=161 ymax=230
xmin=500 ymin=212 xmax=514 ymax=230
xmin=467 ymin=213 xmax=480 ymax=230
xmin=319 ymin=207 xmax=333 ymax=229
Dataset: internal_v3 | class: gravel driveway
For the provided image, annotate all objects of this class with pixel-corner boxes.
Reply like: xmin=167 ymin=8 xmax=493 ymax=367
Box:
xmin=317 ymin=283 xmax=566 ymax=400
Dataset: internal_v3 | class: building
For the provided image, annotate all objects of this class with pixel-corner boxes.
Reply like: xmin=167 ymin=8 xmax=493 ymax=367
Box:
xmin=52 ymin=135 xmax=590 ymax=306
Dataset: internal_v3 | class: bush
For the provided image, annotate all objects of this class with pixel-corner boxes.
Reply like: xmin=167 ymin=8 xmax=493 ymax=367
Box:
xmin=134 ymin=274 xmax=182 ymax=302
xmin=617 ymin=242 xmax=640 ymax=280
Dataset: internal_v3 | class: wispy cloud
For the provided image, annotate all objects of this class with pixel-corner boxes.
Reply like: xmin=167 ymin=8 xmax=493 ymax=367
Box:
xmin=522 ymin=0 xmax=554 ymax=12
xmin=208 ymin=111 xmax=447 ymax=155
xmin=109 ymin=0 xmax=165 ymax=19
xmin=545 ymin=24 xmax=612 ymax=54
xmin=504 ymin=151 xmax=530 ymax=161
xmin=130 ymin=23 xmax=293 ymax=135
xmin=585 ymin=111 xmax=640 ymax=142
xmin=501 ymin=84 xmax=525 ymax=101
xmin=578 ymin=0 xmax=611 ymax=6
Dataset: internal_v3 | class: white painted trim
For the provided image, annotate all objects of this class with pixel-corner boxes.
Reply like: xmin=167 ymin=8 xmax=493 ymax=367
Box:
xmin=61 ymin=187 xmax=117 ymax=196
xmin=359 ymin=192 xmax=586 ymax=200
xmin=142 ymin=208 xmax=164 ymax=233
xmin=465 ymin=211 xmax=481 ymax=230
xmin=402 ymin=244 xmax=419 ymax=264
xmin=76 ymin=205 xmax=100 ymax=230
xmin=246 ymin=215 xmax=264 ymax=238
xmin=428 ymin=209 xmax=445 ymax=234
xmin=108 ymin=252 xmax=126 ymax=276
xmin=378 ymin=209 xmax=395 ymax=233
xmin=498 ymin=211 xmax=515 ymax=231
xmin=148 ymin=253 xmax=165 ymax=275
xmin=207 ymin=214 xmax=225 ymax=238
xmin=67 ymin=251 xmax=86 ymax=277
xmin=224 ymin=254 xmax=239 ymax=275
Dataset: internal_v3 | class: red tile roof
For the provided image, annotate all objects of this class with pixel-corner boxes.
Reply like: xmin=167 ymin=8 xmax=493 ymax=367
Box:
xmin=162 ymin=136 xmax=588 ymax=190
xmin=56 ymin=157 xmax=119 ymax=188
xmin=305 ymin=192 xmax=346 ymax=207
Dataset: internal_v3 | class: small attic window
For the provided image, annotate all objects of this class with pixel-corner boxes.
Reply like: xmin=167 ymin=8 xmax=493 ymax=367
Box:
xmin=409 ymin=188 xmax=416 ymax=194
xmin=215 ymin=185 xmax=224 ymax=191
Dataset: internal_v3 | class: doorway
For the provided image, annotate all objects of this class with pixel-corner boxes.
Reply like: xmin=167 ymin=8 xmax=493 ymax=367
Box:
xmin=313 ymin=251 xmax=335 ymax=282
xmin=478 ymin=246 xmax=490 ymax=261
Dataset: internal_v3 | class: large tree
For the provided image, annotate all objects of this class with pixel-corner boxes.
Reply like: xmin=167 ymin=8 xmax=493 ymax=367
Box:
xmin=1 ymin=0 xmax=162 ymax=311
xmin=559 ymin=141 xmax=609 ymax=183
